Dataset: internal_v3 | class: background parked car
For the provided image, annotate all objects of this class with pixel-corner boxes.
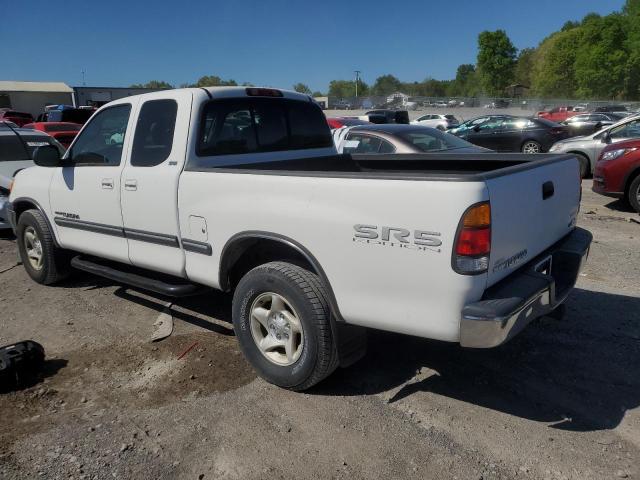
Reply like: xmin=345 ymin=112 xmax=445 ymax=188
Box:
xmin=326 ymin=117 xmax=371 ymax=129
xmin=411 ymin=114 xmax=460 ymax=130
xmin=448 ymin=115 xmax=569 ymax=154
xmin=593 ymin=139 xmax=640 ymax=213
xmin=562 ymin=113 xmax=628 ymax=137
xmin=0 ymin=109 xmax=34 ymax=127
xmin=363 ymin=110 xmax=410 ymax=124
xmin=595 ymin=105 xmax=628 ymax=113
xmin=537 ymin=106 xmax=578 ymax=123
xmin=36 ymin=105 xmax=96 ymax=124
xmin=332 ymin=124 xmax=490 ymax=154
xmin=0 ymin=128 xmax=65 ymax=230
xmin=549 ymin=114 xmax=640 ymax=177
xmin=22 ymin=122 xmax=82 ymax=148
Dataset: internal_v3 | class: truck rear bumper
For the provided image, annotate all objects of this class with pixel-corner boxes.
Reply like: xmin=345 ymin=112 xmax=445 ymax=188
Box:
xmin=460 ymin=227 xmax=592 ymax=348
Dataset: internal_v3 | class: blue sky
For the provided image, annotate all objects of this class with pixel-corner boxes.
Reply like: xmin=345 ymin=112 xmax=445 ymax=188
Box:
xmin=0 ymin=0 xmax=626 ymax=91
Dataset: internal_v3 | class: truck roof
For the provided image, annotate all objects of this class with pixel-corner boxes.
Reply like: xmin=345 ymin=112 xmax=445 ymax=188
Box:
xmin=106 ymin=86 xmax=314 ymax=104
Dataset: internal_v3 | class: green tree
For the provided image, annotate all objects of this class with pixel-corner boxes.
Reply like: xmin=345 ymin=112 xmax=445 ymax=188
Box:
xmin=476 ymin=30 xmax=517 ymax=96
xmin=293 ymin=83 xmax=312 ymax=94
xmin=370 ymin=74 xmax=403 ymax=96
xmin=514 ymin=48 xmax=535 ymax=87
xmin=573 ymin=14 xmax=627 ymax=99
xmin=192 ymin=75 xmax=238 ymax=87
xmin=130 ymin=80 xmax=173 ymax=89
xmin=328 ymin=79 xmax=368 ymax=98
xmin=530 ymin=28 xmax=581 ymax=98
xmin=449 ymin=64 xmax=478 ymax=96
xmin=311 ymin=91 xmax=324 ymax=97
xmin=624 ymin=0 xmax=640 ymax=98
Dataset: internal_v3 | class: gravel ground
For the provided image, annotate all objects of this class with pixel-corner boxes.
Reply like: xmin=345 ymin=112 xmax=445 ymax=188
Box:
xmin=0 ymin=181 xmax=638 ymax=480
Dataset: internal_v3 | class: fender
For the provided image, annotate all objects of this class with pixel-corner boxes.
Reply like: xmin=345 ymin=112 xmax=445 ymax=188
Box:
xmin=220 ymin=230 xmax=345 ymax=323
xmin=219 ymin=231 xmax=367 ymax=367
xmin=10 ymin=196 xmax=60 ymax=247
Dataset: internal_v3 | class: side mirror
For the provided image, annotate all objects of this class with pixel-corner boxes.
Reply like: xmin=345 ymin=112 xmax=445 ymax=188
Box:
xmin=601 ymin=132 xmax=611 ymax=144
xmin=473 ymin=125 xmax=481 ymax=132
xmin=33 ymin=145 xmax=62 ymax=167
xmin=594 ymin=122 xmax=602 ymax=131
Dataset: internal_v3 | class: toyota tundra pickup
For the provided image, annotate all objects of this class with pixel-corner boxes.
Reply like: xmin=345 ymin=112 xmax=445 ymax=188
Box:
xmin=8 ymin=87 xmax=592 ymax=390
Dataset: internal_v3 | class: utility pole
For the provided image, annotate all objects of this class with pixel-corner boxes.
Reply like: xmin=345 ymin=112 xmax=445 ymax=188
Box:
xmin=354 ymin=70 xmax=361 ymax=97
xmin=81 ymin=69 xmax=86 ymax=86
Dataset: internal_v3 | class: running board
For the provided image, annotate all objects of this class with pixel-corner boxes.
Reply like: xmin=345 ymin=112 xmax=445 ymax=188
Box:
xmin=71 ymin=256 xmax=204 ymax=297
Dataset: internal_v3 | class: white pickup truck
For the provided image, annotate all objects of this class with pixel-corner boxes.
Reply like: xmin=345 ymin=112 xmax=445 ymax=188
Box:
xmin=8 ymin=87 xmax=592 ymax=390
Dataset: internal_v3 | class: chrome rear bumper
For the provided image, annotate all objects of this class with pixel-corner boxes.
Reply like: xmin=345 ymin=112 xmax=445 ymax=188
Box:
xmin=460 ymin=227 xmax=592 ymax=348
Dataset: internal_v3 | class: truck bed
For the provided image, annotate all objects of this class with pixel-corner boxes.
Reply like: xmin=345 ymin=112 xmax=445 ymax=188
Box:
xmin=190 ymin=153 xmax=577 ymax=182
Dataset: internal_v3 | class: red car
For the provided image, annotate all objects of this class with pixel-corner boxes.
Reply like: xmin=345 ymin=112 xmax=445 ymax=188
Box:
xmin=0 ymin=109 xmax=34 ymax=127
xmin=23 ymin=122 xmax=82 ymax=148
xmin=537 ymin=106 xmax=579 ymax=123
xmin=593 ymin=139 xmax=640 ymax=213
xmin=326 ymin=117 xmax=371 ymax=129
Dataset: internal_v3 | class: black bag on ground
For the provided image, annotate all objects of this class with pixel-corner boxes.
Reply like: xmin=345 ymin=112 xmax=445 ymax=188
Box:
xmin=0 ymin=340 xmax=45 ymax=391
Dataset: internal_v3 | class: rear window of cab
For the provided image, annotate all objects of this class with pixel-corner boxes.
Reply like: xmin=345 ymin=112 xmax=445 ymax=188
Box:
xmin=195 ymin=98 xmax=332 ymax=162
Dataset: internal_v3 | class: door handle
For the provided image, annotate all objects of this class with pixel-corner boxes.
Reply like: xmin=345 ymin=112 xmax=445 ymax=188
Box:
xmin=124 ymin=179 xmax=138 ymax=191
xmin=542 ymin=181 xmax=554 ymax=200
xmin=101 ymin=178 xmax=114 ymax=190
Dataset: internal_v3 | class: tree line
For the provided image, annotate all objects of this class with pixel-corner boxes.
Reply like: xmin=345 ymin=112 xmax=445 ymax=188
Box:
xmin=132 ymin=0 xmax=640 ymax=101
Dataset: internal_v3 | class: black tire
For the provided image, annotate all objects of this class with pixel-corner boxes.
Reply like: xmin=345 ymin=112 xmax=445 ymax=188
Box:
xmin=232 ymin=261 xmax=338 ymax=391
xmin=16 ymin=209 xmax=70 ymax=285
xmin=627 ymin=175 xmax=640 ymax=214
xmin=572 ymin=153 xmax=590 ymax=179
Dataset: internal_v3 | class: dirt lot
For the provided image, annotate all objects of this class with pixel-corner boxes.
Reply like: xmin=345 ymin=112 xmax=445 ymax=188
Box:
xmin=0 ymin=181 xmax=638 ymax=480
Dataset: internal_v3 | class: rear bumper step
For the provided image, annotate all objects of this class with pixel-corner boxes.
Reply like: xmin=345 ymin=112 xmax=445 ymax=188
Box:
xmin=460 ymin=227 xmax=592 ymax=348
xmin=71 ymin=256 xmax=204 ymax=297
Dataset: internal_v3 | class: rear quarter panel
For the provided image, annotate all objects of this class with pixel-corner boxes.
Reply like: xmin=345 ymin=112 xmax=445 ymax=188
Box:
xmin=178 ymin=172 xmax=488 ymax=342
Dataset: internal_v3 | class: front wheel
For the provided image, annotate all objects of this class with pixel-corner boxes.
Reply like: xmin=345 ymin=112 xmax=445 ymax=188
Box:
xmin=16 ymin=209 xmax=70 ymax=285
xmin=232 ymin=262 xmax=338 ymax=391
xmin=522 ymin=140 xmax=542 ymax=154
xmin=627 ymin=175 xmax=640 ymax=213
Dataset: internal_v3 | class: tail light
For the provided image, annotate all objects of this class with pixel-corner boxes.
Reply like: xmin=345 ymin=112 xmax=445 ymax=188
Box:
xmin=453 ymin=202 xmax=491 ymax=275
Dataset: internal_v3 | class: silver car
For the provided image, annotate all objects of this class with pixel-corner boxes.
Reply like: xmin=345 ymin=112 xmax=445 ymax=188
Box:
xmin=0 ymin=127 xmax=65 ymax=229
xmin=549 ymin=114 xmax=640 ymax=177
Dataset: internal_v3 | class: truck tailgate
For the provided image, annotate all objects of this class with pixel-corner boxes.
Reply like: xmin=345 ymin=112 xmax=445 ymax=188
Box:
xmin=485 ymin=156 xmax=581 ymax=286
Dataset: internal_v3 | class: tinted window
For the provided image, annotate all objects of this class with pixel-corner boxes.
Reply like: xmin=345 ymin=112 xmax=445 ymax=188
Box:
xmin=397 ymin=130 xmax=473 ymax=152
xmin=22 ymin=135 xmax=65 ymax=157
xmin=610 ymin=118 xmax=640 ymax=140
xmin=343 ymin=134 xmax=385 ymax=154
xmin=131 ymin=100 xmax=177 ymax=167
xmin=197 ymin=98 xmax=332 ymax=157
xmin=44 ymin=123 xmax=82 ymax=132
xmin=70 ymin=104 xmax=131 ymax=166
xmin=0 ymin=134 xmax=28 ymax=161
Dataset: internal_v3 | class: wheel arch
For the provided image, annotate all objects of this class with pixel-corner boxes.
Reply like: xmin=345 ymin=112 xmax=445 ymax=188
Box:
xmin=11 ymin=197 xmax=60 ymax=247
xmin=566 ymin=150 xmax=592 ymax=173
xmin=219 ymin=231 xmax=344 ymax=323
xmin=623 ymin=165 xmax=640 ymax=197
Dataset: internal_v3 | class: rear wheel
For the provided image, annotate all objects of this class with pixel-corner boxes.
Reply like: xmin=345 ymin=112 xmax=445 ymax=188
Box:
xmin=16 ymin=209 xmax=70 ymax=285
xmin=232 ymin=261 xmax=338 ymax=391
xmin=627 ymin=175 xmax=640 ymax=213
xmin=522 ymin=140 xmax=542 ymax=154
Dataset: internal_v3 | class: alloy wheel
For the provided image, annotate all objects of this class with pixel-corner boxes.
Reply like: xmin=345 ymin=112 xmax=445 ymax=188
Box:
xmin=250 ymin=292 xmax=305 ymax=366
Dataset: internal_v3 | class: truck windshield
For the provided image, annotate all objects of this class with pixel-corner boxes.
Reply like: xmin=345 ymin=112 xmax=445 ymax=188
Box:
xmin=195 ymin=98 xmax=332 ymax=163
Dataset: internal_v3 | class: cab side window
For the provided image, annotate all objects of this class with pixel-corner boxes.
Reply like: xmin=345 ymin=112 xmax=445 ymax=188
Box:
xmin=70 ymin=104 xmax=131 ymax=166
xmin=131 ymin=100 xmax=178 ymax=167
